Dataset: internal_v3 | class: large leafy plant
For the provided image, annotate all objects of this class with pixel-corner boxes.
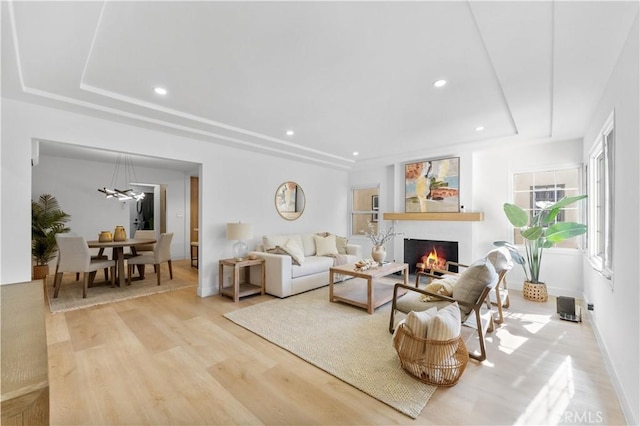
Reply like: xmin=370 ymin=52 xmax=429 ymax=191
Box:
xmin=494 ymin=195 xmax=587 ymax=284
xmin=31 ymin=194 xmax=71 ymax=266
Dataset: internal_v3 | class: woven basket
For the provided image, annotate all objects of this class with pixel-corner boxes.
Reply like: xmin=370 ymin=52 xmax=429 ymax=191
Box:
xmin=32 ymin=265 xmax=49 ymax=280
xmin=393 ymin=323 xmax=469 ymax=386
xmin=523 ymin=281 xmax=548 ymax=302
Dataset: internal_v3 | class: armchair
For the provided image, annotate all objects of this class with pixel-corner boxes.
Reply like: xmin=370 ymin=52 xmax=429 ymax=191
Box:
xmin=417 ymin=248 xmax=513 ymax=324
xmin=389 ymin=257 xmax=499 ymax=361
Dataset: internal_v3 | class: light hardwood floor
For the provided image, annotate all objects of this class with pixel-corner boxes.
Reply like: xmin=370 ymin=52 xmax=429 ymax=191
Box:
xmin=44 ymin=260 xmax=626 ymax=425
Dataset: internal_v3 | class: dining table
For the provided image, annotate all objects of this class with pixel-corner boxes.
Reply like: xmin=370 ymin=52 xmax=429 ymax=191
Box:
xmin=87 ymin=238 xmax=156 ymax=287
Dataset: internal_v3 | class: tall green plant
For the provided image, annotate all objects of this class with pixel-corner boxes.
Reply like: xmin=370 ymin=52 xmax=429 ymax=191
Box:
xmin=494 ymin=195 xmax=587 ymax=284
xmin=31 ymin=194 xmax=71 ymax=265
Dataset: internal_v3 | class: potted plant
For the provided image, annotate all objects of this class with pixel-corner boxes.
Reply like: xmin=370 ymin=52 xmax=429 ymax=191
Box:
xmin=494 ymin=195 xmax=587 ymax=302
xmin=31 ymin=194 xmax=71 ymax=279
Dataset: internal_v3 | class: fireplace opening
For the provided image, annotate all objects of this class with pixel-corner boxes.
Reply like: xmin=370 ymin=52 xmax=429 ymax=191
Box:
xmin=404 ymin=239 xmax=459 ymax=275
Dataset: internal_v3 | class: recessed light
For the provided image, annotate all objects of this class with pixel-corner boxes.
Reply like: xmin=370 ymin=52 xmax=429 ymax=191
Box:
xmin=433 ymin=79 xmax=447 ymax=88
xmin=286 ymin=130 xmax=294 ymax=136
xmin=154 ymin=87 xmax=167 ymax=95
xmin=475 ymin=126 xmax=485 ymax=132
xmin=353 ymin=151 xmax=359 ymax=156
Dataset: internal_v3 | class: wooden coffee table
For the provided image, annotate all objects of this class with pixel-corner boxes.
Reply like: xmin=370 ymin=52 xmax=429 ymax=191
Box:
xmin=329 ymin=262 xmax=408 ymax=314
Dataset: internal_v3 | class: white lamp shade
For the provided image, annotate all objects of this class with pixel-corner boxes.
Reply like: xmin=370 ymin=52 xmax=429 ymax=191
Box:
xmin=226 ymin=222 xmax=253 ymax=241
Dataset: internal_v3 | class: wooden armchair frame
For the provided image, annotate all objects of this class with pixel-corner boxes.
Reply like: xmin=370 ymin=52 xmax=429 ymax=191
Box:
xmin=426 ymin=259 xmax=511 ymax=324
xmin=389 ymin=269 xmax=499 ymax=362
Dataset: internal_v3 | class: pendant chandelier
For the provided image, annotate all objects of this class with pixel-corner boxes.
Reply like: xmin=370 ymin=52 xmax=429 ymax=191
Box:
xmin=98 ymin=154 xmax=146 ymax=201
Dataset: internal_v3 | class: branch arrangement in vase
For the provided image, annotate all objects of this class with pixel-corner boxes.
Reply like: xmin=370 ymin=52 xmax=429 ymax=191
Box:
xmin=366 ymin=220 xmax=402 ymax=246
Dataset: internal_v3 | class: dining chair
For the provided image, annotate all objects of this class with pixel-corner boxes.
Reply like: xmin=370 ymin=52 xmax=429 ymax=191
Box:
xmin=132 ymin=229 xmax=156 ymax=253
xmin=126 ymin=232 xmax=174 ymax=286
xmin=54 ymin=235 xmax=116 ymax=298
xmin=125 ymin=230 xmax=157 ymax=277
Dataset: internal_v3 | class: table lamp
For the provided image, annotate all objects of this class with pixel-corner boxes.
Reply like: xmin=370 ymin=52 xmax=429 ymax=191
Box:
xmin=226 ymin=222 xmax=253 ymax=260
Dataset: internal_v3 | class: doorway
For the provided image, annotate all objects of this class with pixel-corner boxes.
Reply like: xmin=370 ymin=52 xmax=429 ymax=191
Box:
xmin=129 ymin=183 xmax=167 ymax=238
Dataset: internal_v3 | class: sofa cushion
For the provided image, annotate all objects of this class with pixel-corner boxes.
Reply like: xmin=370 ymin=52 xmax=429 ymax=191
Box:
xmin=300 ymin=233 xmax=317 ymax=257
xmin=291 ymin=256 xmax=335 ymax=279
xmin=272 ymin=238 xmax=306 ymax=265
xmin=452 ymin=258 xmax=497 ymax=315
xmin=314 ymin=234 xmax=338 ymax=256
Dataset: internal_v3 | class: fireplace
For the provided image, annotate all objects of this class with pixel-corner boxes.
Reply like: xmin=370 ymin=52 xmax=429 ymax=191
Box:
xmin=404 ymin=239 xmax=459 ymax=275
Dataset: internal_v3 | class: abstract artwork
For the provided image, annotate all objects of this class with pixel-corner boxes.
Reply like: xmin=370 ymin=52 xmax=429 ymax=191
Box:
xmin=405 ymin=157 xmax=460 ymax=212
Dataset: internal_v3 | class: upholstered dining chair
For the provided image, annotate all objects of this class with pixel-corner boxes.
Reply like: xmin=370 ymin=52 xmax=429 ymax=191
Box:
xmin=54 ymin=234 xmax=116 ymax=298
xmin=125 ymin=229 xmax=157 ymax=277
xmin=389 ymin=256 xmax=499 ymax=362
xmin=126 ymin=232 xmax=173 ymax=286
xmin=132 ymin=229 xmax=156 ymax=253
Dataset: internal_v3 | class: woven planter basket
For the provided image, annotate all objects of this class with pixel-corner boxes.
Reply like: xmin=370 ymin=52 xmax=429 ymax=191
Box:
xmin=523 ymin=281 xmax=548 ymax=302
xmin=32 ymin=265 xmax=49 ymax=280
xmin=393 ymin=323 xmax=469 ymax=387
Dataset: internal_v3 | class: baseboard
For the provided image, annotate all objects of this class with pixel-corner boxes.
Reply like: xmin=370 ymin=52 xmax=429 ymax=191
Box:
xmin=583 ymin=295 xmax=637 ymax=426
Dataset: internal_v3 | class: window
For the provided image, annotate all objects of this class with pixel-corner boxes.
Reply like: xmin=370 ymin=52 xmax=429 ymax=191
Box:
xmin=588 ymin=112 xmax=614 ymax=279
xmin=351 ymin=187 xmax=379 ymax=236
xmin=512 ymin=168 xmax=582 ymax=248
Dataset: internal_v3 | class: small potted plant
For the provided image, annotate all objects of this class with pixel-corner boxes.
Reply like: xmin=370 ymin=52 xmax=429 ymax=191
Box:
xmin=494 ymin=195 xmax=587 ymax=301
xmin=31 ymin=194 xmax=71 ymax=279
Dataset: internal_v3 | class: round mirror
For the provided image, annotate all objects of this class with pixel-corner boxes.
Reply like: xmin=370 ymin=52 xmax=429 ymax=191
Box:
xmin=275 ymin=181 xmax=305 ymax=221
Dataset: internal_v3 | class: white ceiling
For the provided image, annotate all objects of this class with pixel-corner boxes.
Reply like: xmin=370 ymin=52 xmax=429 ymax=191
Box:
xmin=2 ymin=1 xmax=638 ymax=170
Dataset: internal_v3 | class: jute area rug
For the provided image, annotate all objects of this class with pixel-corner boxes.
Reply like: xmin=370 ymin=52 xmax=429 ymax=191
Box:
xmin=224 ymin=284 xmax=436 ymax=419
xmin=46 ymin=266 xmax=196 ymax=313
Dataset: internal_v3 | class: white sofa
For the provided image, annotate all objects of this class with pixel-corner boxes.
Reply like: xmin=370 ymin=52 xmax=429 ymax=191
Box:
xmin=251 ymin=233 xmax=362 ymax=298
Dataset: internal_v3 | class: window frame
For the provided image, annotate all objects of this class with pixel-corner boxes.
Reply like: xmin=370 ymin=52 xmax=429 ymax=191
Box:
xmin=511 ymin=166 xmax=584 ymax=250
xmin=350 ymin=185 xmax=380 ymax=237
xmin=587 ymin=111 xmax=615 ymax=282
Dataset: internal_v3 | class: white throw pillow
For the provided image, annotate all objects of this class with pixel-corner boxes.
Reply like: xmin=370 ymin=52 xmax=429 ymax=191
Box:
xmin=272 ymin=238 xmax=306 ymax=266
xmin=333 ymin=234 xmax=349 ymax=255
xmin=451 ymin=258 xmax=497 ymax=315
xmin=263 ymin=235 xmax=289 ymax=252
xmin=406 ymin=308 xmax=437 ymax=338
xmin=399 ymin=308 xmax=438 ymax=360
xmin=426 ymin=302 xmax=461 ymax=342
xmin=314 ymin=234 xmax=339 ymax=256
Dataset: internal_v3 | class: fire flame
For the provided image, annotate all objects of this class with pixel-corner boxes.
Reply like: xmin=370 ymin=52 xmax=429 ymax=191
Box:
xmin=417 ymin=248 xmax=447 ymax=271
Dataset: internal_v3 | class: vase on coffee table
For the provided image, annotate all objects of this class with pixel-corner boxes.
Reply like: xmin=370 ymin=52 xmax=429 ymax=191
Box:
xmin=371 ymin=245 xmax=386 ymax=263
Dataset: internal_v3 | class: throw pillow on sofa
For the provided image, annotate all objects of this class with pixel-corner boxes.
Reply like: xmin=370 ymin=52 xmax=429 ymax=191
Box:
xmin=314 ymin=234 xmax=339 ymax=256
xmin=270 ymin=238 xmax=306 ymax=265
xmin=316 ymin=232 xmax=348 ymax=254
xmin=334 ymin=235 xmax=348 ymax=254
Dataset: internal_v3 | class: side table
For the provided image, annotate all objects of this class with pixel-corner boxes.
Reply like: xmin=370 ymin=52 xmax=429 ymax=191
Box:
xmin=218 ymin=257 xmax=265 ymax=302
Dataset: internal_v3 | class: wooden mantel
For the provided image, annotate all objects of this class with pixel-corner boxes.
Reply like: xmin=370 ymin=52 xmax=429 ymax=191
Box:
xmin=382 ymin=212 xmax=484 ymax=222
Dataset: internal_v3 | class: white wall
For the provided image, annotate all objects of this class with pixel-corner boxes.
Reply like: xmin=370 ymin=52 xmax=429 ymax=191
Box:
xmin=581 ymin=16 xmax=639 ymax=425
xmin=473 ymin=138 xmax=584 ymax=297
xmin=351 ymin=143 xmax=585 ymax=297
xmin=1 ymin=98 xmax=349 ymax=297
xmin=32 ymin=155 xmax=190 ymax=260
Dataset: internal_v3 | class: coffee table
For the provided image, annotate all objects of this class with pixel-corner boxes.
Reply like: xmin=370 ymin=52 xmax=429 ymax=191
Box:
xmin=329 ymin=262 xmax=408 ymax=314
